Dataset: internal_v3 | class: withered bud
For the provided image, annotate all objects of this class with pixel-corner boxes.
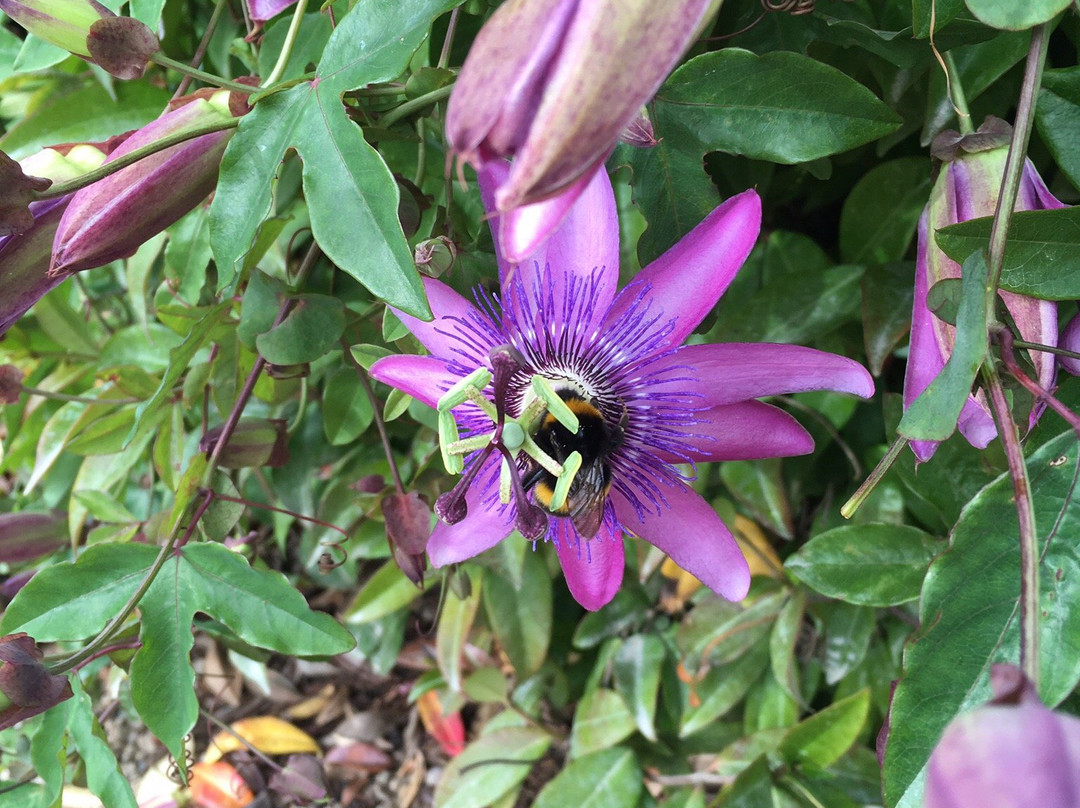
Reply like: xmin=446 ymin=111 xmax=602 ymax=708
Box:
xmin=86 ymin=16 xmax=159 ymax=80
xmin=0 ymin=152 xmax=52 ymax=237
xmin=200 ymin=418 xmax=289 ymax=468
xmin=0 ymin=365 xmax=24 ymax=404
xmin=0 ymin=633 xmax=74 ymax=730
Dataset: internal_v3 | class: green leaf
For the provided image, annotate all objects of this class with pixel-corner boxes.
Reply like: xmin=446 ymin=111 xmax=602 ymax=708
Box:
xmin=434 ymin=726 xmax=551 ymax=808
xmin=654 ymin=49 xmax=901 ymax=166
xmin=163 ymin=205 xmax=212 ymax=305
xmin=713 ymin=233 xmax=863 ymax=343
xmin=1037 ymin=68 xmax=1080 ymax=191
xmin=897 ymin=251 xmax=988 ymax=442
xmin=30 ymin=699 xmax=71 ymax=808
xmin=883 ymin=431 xmax=1080 ymax=807
xmin=183 ymin=542 xmax=355 ymax=656
xmin=769 ymin=592 xmax=805 ymax=704
xmin=437 ymin=566 xmax=482 ymax=692
xmin=964 ymin=0 xmax=1070 ymax=30
xmin=464 ymin=667 xmax=509 ymax=704
xmin=72 ymin=490 xmax=137 ymax=524
xmin=130 ymin=555 xmax=199 ymax=774
xmin=533 ymin=747 xmax=643 ymax=808
xmin=0 ymin=542 xmax=158 ymax=639
xmin=680 ymin=641 xmax=769 ymax=738
xmin=785 ymin=524 xmax=940 ymax=606
xmin=613 ymin=635 xmax=665 ymax=742
xmin=936 ymin=207 xmax=1080 ymax=299
xmin=255 ymin=294 xmax=345 ymax=365
xmin=714 ymin=755 xmax=775 ymax=808
xmin=0 ymin=82 xmax=170 ymax=160
xmin=68 ymin=678 xmax=137 ymax=808
xmin=620 ymin=132 xmax=719 ymax=266
xmin=125 ymin=302 xmax=231 ymax=449
xmin=839 ymin=158 xmax=930 ymax=264
xmin=345 ymin=560 xmax=425 ymax=624
xmin=573 ymin=585 xmax=651 ymax=649
xmin=820 ymin=602 xmax=876 ymax=685
xmin=720 ymin=460 xmax=793 ymax=540
xmin=913 ymin=0 xmax=966 ymax=37
xmin=323 ymin=367 xmax=374 ymax=445
xmin=779 ymin=689 xmax=870 ymax=769
xmin=862 ymin=261 xmax=916 ymax=376
xmin=569 ymin=688 xmax=637 ymax=758
xmin=238 ymin=269 xmax=287 ymax=348
xmin=482 ymin=549 xmax=552 ymax=678
xmin=210 ymin=0 xmax=455 ymax=314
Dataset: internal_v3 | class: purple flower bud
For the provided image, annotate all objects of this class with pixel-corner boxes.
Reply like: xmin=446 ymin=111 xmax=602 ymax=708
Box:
xmin=0 ymin=143 xmax=110 ymax=335
xmin=903 ymin=117 xmax=1062 ymax=462
xmin=0 ymin=0 xmax=113 ymax=58
xmin=1060 ymin=311 xmax=1080 ymax=376
xmin=0 ymin=511 xmax=67 ymax=564
xmin=925 ymin=664 xmax=1080 ymax=808
xmin=446 ymin=0 xmax=717 ymax=258
xmin=50 ymin=92 xmax=235 ymax=274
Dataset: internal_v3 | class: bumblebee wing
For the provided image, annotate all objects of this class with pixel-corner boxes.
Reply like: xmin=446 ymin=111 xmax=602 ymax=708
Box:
xmin=568 ymin=462 xmax=610 ymax=539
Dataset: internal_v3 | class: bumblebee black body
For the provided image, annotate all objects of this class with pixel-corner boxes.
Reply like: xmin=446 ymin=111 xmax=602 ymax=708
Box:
xmin=525 ymin=389 xmax=623 ymax=539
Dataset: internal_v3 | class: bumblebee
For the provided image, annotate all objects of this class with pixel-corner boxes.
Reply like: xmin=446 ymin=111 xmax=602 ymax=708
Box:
xmin=523 ymin=389 xmax=624 ymax=539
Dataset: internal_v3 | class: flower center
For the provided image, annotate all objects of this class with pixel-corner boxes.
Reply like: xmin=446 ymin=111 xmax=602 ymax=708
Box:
xmin=432 ymin=345 xmax=587 ymax=540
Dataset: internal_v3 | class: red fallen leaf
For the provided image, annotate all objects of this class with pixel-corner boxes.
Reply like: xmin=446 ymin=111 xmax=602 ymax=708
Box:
xmin=324 ymin=742 xmax=393 ymax=776
xmin=416 ymin=690 xmax=465 ymax=757
xmin=188 ymin=761 xmax=254 ymax=808
xmin=0 ymin=633 xmax=73 ymax=730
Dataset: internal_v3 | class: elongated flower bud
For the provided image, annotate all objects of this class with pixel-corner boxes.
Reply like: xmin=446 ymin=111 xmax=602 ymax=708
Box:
xmin=903 ymin=117 xmax=1061 ymax=462
xmin=446 ymin=0 xmax=718 ymax=259
xmin=50 ymin=92 xmax=235 ymax=274
xmin=0 ymin=144 xmax=107 ymax=335
xmin=1059 ymin=311 xmax=1080 ymax=376
xmin=0 ymin=0 xmax=112 ymax=58
xmin=925 ymin=664 xmax=1080 ymax=808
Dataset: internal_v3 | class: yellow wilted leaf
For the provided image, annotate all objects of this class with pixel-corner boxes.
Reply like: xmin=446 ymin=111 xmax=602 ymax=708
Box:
xmin=660 ymin=557 xmax=702 ymax=601
xmin=203 ymin=715 xmax=320 ymax=763
xmin=733 ymin=515 xmax=782 ymax=580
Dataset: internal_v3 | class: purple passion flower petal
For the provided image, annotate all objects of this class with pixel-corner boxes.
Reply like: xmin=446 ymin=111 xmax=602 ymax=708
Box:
xmin=553 ymin=517 xmax=625 ymax=611
xmin=604 ymin=189 xmax=762 ymax=354
xmin=613 ymin=485 xmax=751 ymax=602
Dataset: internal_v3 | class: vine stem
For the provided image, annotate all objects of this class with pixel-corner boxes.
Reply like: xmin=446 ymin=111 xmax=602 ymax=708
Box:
xmin=841 ymin=434 xmax=908 ymax=519
xmin=984 ymin=24 xmax=1049 ymax=307
xmin=996 ymin=328 xmax=1080 ymax=439
xmin=262 ymin=0 xmax=311 ymax=87
xmin=944 ymin=51 xmax=974 ymax=134
xmin=983 ymin=362 xmax=1039 ymax=684
xmin=345 ymin=346 xmax=405 ymax=495
xmin=173 ymin=0 xmax=231 ymax=100
xmin=977 ymin=23 xmax=1049 ymax=689
xmin=36 ymin=118 xmax=240 ymax=200
xmin=151 ymin=52 xmax=256 ymax=95
xmin=379 ymin=84 xmax=454 ymax=128
xmin=47 ymin=244 xmax=321 ymax=675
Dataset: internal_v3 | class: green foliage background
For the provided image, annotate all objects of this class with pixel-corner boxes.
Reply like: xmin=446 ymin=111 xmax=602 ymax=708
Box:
xmin=2 ymin=0 xmax=1080 ymax=806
